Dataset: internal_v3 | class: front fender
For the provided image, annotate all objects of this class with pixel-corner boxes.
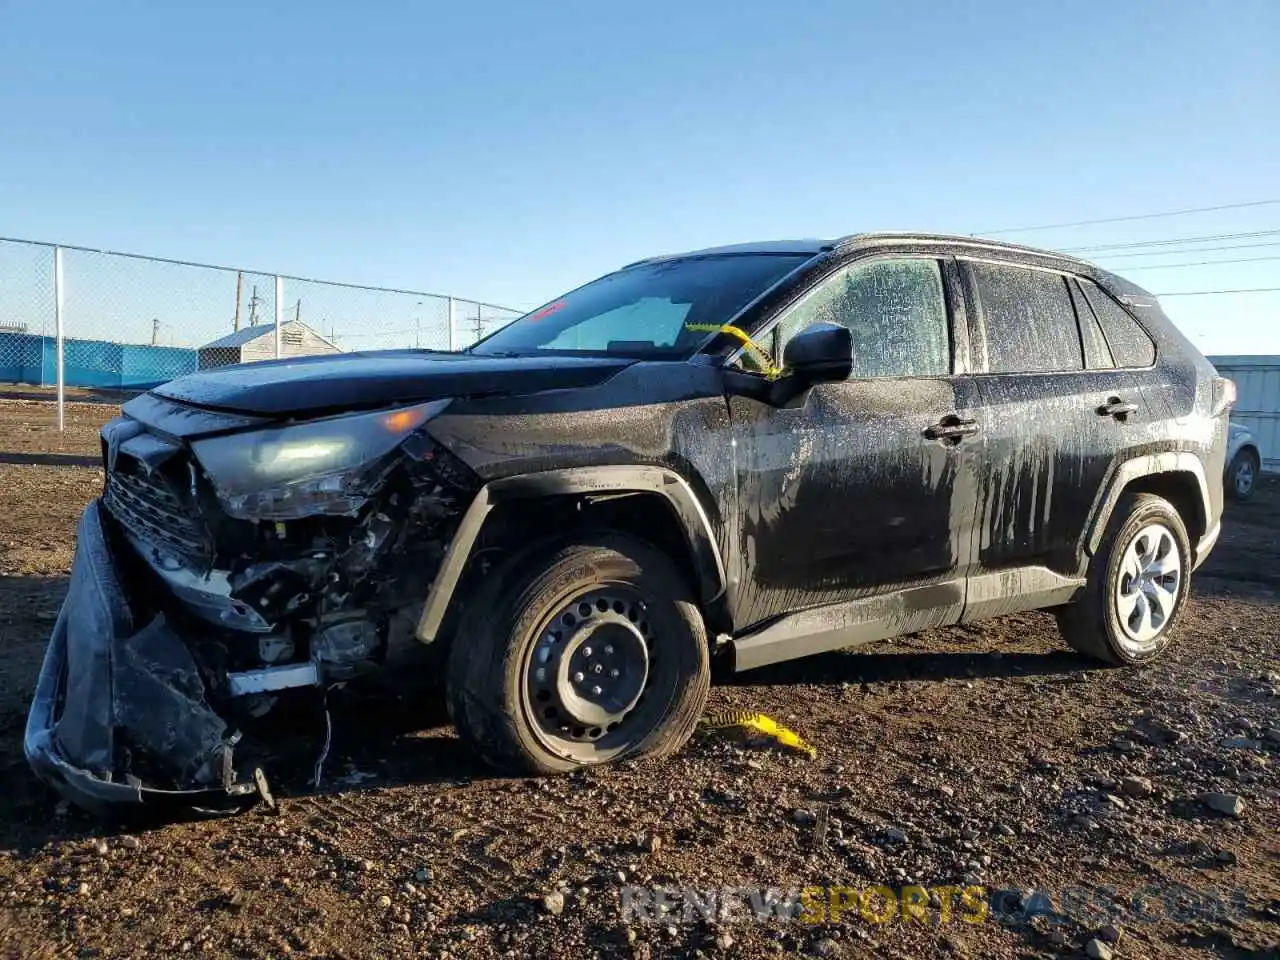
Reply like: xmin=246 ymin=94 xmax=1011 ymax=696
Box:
xmin=415 ymin=465 xmax=727 ymax=644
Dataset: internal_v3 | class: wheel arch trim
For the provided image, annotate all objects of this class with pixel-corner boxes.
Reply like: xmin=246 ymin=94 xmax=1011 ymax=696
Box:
xmin=1084 ymin=452 xmax=1211 ymax=557
xmin=1232 ymin=443 xmax=1261 ymax=464
xmin=416 ymin=465 xmax=727 ymax=644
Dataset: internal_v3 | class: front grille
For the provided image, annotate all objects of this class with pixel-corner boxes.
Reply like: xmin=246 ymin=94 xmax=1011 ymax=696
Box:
xmin=104 ymin=455 xmax=212 ymax=570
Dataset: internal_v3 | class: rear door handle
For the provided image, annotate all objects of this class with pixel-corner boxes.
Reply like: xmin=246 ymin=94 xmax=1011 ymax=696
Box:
xmin=924 ymin=415 xmax=980 ymax=443
xmin=1098 ymin=397 xmax=1138 ymax=419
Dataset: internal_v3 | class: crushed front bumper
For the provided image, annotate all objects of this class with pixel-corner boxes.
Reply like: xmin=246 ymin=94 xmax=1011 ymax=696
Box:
xmin=24 ymin=500 xmax=265 ymax=818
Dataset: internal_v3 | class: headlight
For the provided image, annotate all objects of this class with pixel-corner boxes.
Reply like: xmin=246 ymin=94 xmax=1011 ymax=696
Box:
xmin=192 ymin=400 xmax=450 ymax=520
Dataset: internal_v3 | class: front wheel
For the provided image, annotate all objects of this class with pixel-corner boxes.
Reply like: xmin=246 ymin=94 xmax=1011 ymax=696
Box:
xmin=446 ymin=534 xmax=709 ymax=774
xmin=1057 ymin=492 xmax=1191 ymax=665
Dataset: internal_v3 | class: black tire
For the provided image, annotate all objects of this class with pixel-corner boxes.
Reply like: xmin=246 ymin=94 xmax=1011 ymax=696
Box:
xmin=1227 ymin=447 xmax=1260 ymax=502
xmin=1057 ymin=492 xmax=1191 ymax=665
xmin=446 ymin=533 xmax=709 ymax=774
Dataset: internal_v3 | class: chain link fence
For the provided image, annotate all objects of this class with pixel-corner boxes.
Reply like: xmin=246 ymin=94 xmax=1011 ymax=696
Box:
xmin=0 ymin=236 xmax=522 ymax=455
xmin=0 ymin=239 xmax=57 ymax=380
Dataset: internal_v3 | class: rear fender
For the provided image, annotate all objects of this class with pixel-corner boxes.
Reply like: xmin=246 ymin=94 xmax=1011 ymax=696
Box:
xmin=1083 ymin=453 xmax=1215 ymax=567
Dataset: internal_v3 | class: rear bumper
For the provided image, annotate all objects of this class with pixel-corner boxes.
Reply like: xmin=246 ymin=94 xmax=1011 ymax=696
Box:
xmin=1193 ymin=519 xmax=1221 ymax=571
xmin=23 ymin=501 xmax=264 ymax=819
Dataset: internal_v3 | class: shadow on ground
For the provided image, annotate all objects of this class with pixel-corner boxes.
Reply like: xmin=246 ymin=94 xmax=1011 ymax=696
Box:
xmin=0 ymin=451 xmax=99 ymax=467
xmin=727 ymin=646 xmax=1104 ymax=689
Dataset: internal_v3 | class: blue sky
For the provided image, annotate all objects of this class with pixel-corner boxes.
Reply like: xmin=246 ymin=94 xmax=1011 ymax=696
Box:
xmin=1 ymin=0 xmax=1278 ymax=353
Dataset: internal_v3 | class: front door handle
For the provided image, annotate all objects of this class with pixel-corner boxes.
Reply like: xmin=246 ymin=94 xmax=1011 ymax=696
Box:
xmin=1098 ymin=397 xmax=1138 ymax=419
xmin=924 ymin=415 xmax=980 ymax=443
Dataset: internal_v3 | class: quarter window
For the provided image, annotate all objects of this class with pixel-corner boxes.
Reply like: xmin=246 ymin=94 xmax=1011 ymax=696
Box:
xmin=1079 ymin=279 xmax=1156 ymax=368
xmin=776 ymin=258 xmax=950 ymax=378
xmin=969 ymin=262 xmax=1082 ymax=374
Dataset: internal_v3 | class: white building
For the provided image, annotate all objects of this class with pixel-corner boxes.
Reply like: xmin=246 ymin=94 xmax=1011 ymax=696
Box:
xmin=198 ymin=322 xmax=341 ymax=369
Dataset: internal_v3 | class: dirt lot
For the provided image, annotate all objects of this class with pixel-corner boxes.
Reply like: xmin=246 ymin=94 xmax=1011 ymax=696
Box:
xmin=0 ymin=413 xmax=1276 ymax=959
xmin=0 ymin=392 xmax=122 ymax=464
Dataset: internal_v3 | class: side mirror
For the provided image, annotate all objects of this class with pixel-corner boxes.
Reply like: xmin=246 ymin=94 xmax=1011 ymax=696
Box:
xmin=782 ymin=322 xmax=853 ymax=385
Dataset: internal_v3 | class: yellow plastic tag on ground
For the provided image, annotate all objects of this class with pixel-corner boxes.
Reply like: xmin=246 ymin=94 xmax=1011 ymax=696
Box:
xmin=701 ymin=710 xmax=817 ymax=759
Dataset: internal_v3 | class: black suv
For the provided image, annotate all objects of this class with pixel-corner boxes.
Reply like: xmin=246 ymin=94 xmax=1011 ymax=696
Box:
xmin=27 ymin=233 xmax=1233 ymax=815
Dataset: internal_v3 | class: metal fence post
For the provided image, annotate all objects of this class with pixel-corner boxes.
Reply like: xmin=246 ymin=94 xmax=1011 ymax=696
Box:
xmin=274 ymin=275 xmax=283 ymax=359
xmin=446 ymin=297 xmax=456 ymax=351
xmin=54 ymin=247 xmax=65 ymax=430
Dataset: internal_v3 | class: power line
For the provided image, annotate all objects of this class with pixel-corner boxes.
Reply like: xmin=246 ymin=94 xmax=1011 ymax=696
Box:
xmin=978 ymin=199 xmax=1280 ymax=236
xmin=1154 ymin=287 xmax=1280 ymax=297
xmin=1062 ymin=229 xmax=1280 ymax=253
xmin=1093 ymin=240 xmax=1280 ymax=260
xmin=1113 ymin=254 xmax=1280 ymax=272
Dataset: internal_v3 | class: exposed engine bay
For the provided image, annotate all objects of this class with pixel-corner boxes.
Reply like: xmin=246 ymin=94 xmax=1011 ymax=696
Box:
xmin=26 ymin=398 xmax=481 ymax=812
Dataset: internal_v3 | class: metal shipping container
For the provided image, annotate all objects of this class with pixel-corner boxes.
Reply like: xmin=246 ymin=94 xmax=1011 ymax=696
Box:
xmin=1209 ymin=355 xmax=1280 ymax=473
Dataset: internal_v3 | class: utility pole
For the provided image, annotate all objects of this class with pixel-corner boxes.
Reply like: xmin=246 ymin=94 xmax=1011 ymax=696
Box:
xmin=248 ymin=285 xmax=261 ymax=326
xmin=233 ymin=271 xmax=243 ymax=332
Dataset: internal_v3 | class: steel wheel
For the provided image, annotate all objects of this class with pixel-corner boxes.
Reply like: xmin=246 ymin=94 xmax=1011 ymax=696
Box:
xmin=519 ymin=583 xmax=685 ymax=763
xmin=1114 ymin=522 xmax=1182 ymax=648
xmin=448 ymin=535 xmax=709 ymax=774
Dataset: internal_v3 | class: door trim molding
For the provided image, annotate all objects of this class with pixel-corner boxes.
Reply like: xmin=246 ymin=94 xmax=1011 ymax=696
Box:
xmin=962 ymin=567 xmax=1085 ymax=622
xmin=730 ymin=563 xmax=1090 ymax=673
xmin=731 ymin=579 xmax=965 ymax=672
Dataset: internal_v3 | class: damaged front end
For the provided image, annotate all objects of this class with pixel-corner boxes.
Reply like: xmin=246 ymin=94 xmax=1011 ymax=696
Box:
xmin=25 ymin=398 xmax=477 ymax=816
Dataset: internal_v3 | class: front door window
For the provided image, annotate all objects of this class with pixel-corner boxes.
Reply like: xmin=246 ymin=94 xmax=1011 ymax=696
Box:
xmin=775 ymin=257 xmax=951 ymax=378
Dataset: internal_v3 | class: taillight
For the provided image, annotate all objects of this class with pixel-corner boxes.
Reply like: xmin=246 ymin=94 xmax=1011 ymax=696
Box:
xmin=1212 ymin=376 xmax=1237 ymax=416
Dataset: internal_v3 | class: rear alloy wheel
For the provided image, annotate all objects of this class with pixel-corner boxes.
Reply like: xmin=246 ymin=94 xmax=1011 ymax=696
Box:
xmin=1057 ymin=493 xmax=1191 ymax=665
xmin=1227 ymin=448 xmax=1259 ymax=501
xmin=1113 ymin=522 xmax=1182 ymax=647
xmin=447 ymin=534 xmax=709 ymax=774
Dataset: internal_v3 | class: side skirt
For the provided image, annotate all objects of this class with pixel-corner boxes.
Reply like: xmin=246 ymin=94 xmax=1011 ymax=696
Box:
xmin=731 ymin=580 xmax=964 ymax=673
xmin=961 ymin=567 xmax=1085 ymax=623
xmin=729 ymin=566 xmax=1085 ymax=673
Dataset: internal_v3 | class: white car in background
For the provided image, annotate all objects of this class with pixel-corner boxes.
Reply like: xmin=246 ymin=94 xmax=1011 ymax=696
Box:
xmin=1226 ymin=422 xmax=1262 ymax=501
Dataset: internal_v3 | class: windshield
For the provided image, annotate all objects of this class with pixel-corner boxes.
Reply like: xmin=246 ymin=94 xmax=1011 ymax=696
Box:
xmin=469 ymin=253 xmax=811 ymax=359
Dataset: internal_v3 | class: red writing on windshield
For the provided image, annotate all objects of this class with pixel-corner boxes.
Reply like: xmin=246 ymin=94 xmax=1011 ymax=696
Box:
xmin=529 ymin=300 xmax=567 ymax=321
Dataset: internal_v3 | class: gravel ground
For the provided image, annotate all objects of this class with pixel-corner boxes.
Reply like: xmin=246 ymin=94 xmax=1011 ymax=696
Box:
xmin=0 ymin=433 xmax=1276 ymax=958
xmin=0 ymin=394 xmax=120 ymax=462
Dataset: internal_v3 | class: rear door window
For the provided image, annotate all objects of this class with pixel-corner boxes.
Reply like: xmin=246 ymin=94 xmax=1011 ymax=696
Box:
xmin=1079 ymin=279 xmax=1157 ymax=368
xmin=968 ymin=262 xmax=1083 ymax=373
xmin=1068 ymin=279 xmax=1116 ymax=370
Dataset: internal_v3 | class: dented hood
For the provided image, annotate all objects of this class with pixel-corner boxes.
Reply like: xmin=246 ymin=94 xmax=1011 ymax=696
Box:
xmin=152 ymin=350 xmax=636 ymax=416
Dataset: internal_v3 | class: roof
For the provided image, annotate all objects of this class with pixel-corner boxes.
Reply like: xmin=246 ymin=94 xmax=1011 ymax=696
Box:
xmin=626 ymin=232 xmax=1096 ymax=269
xmin=624 ymin=239 xmax=834 ymax=266
xmin=620 ymin=232 xmax=1156 ymax=296
xmin=200 ymin=321 xmax=339 ymax=351
xmin=840 ymin=231 xmax=1095 ymax=264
